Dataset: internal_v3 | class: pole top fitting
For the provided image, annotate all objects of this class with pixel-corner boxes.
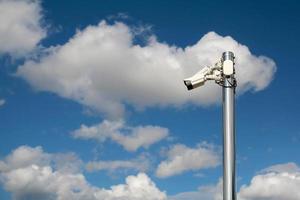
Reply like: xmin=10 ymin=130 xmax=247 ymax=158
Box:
xmin=222 ymin=51 xmax=235 ymax=62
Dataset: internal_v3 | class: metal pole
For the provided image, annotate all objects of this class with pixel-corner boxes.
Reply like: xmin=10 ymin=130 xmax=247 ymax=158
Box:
xmin=222 ymin=52 xmax=236 ymax=200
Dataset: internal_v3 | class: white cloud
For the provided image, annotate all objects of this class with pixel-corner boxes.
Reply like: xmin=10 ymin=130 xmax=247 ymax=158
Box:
xmin=0 ymin=145 xmax=167 ymax=200
xmin=72 ymin=120 xmax=169 ymax=151
xmin=86 ymin=154 xmax=150 ymax=173
xmin=16 ymin=21 xmax=276 ymax=118
xmin=0 ymin=0 xmax=46 ymax=56
xmin=103 ymin=173 xmax=167 ymax=200
xmin=156 ymin=143 xmax=220 ymax=178
xmin=170 ymin=163 xmax=300 ymax=200
xmin=2 ymin=147 xmax=300 ymax=200
xmin=168 ymin=179 xmax=222 ymax=200
xmin=0 ymin=145 xmax=50 ymax=172
xmin=239 ymin=163 xmax=300 ymax=200
xmin=0 ymin=99 xmax=5 ymax=107
xmin=0 ymin=146 xmax=82 ymax=174
xmin=259 ymin=162 xmax=300 ymax=174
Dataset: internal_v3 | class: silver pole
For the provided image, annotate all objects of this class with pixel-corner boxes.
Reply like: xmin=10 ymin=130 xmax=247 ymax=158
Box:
xmin=222 ymin=52 xmax=236 ymax=200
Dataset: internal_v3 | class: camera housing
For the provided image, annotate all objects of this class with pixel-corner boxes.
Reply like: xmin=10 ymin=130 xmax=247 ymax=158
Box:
xmin=183 ymin=66 xmax=210 ymax=90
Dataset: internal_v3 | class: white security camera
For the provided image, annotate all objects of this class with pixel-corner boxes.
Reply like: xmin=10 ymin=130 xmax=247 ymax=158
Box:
xmin=183 ymin=52 xmax=235 ymax=90
xmin=183 ymin=66 xmax=211 ymax=90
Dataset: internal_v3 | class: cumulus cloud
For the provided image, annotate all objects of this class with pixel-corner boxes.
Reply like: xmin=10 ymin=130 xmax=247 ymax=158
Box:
xmin=156 ymin=143 xmax=220 ymax=178
xmin=72 ymin=120 xmax=169 ymax=151
xmin=86 ymin=154 xmax=150 ymax=173
xmin=16 ymin=21 xmax=276 ymax=118
xmin=168 ymin=179 xmax=222 ymax=200
xmin=0 ymin=145 xmax=167 ymax=200
xmin=0 ymin=145 xmax=50 ymax=172
xmin=2 ymin=147 xmax=300 ymax=200
xmin=170 ymin=162 xmax=300 ymax=200
xmin=0 ymin=146 xmax=82 ymax=174
xmin=239 ymin=162 xmax=300 ymax=200
xmin=0 ymin=0 xmax=46 ymax=56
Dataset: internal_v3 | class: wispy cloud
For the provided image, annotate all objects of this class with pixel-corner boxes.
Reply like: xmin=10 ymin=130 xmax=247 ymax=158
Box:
xmin=0 ymin=99 xmax=5 ymax=107
xmin=86 ymin=154 xmax=150 ymax=173
xmin=72 ymin=120 xmax=169 ymax=151
xmin=156 ymin=143 xmax=221 ymax=178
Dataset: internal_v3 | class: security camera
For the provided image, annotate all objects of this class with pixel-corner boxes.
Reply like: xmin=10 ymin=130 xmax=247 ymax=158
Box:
xmin=183 ymin=66 xmax=211 ymax=90
xmin=183 ymin=52 xmax=235 ymax=90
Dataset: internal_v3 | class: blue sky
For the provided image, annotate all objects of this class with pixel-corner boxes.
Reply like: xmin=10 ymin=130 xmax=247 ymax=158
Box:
xmin=0 ymin=0 xmax=300 ymax=200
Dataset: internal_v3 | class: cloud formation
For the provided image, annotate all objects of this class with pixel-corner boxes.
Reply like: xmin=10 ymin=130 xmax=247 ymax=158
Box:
xmin=168 ymin=179 xmax=222 ymax=200
xmin=86 ymin=154 xmax=150 ymax=173
xmin=0 ymin=146 xmax=166 ymax=200
xmin=239 ymin=162 xmax=300 ymax=200
xmin=0 ymin=0 xmax=46 ymax=56
xmin=259 ymin=162 xmax=300 ymax=174
xmin=17 ymin=21 xmax=276 ymax=118
xmin=156 ymin=143 xmax=220 ymax=178
xmin=1 ymin=146 xmax=300 ymax=200
xmin=72 ymin=120 xmax=169 ymax=151
xmin=170 ymin=162 xmax=300 ymax=200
